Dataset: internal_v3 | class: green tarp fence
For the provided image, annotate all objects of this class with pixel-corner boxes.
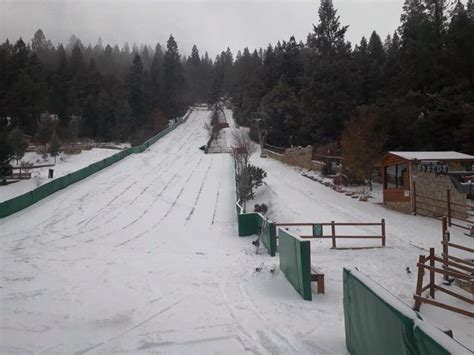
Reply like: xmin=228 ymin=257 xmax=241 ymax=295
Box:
xmin=278 ymin=228 xmax=312 ymax=300
xmin=257 ymin=213 xmax=276 ymax=257
xmin=0 ymin=110 xmax=193 ymax=219
xmin=237 ymin=210 xmax=258 ymax=237
xmin=234 ymin=208 xmax=276 ymax=257
xmin=343 ymin=268 xmax=470 ymax=355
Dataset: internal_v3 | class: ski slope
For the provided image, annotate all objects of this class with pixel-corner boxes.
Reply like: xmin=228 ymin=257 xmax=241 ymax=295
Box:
xmin=1 ymin=108 xmax=471 ymax=354
xmin=0 ymin=109 xmax=345 ymax=354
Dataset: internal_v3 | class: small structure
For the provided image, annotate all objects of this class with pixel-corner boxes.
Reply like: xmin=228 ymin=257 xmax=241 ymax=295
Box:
xmin=379 ymin=151 xmax=474 ymax=215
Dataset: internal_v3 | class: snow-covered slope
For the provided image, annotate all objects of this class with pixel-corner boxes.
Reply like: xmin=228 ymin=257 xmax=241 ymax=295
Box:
xmin=1 ymin=108 xmax=471 ymax=354
xmin=0 ymin=109 xmax=343 ymax=354
xmin=249 ymin=141 xmax=473 ymax=350
xmin=1 ymin=148 xmax=122 ymax=202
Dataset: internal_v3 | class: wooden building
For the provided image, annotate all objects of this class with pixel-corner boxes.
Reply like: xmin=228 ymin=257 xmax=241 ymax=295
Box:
xmin=379 ymin=151 xmax=474 ymax=214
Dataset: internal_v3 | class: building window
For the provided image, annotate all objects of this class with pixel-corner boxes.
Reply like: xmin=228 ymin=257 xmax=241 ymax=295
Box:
xmin=386 ymin=165 xmax=397 ymax=189
xmin=385 ymin=164 xmax=408 ymax=189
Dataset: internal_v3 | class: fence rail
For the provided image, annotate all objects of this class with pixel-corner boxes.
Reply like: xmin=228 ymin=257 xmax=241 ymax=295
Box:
xmin=414 ymin=183 xmax=474 ymax=232
xmin=413 ymin=218 xmax=474 ymax=318
xmin=414 ymin=248 xmax=473 ymax=318
xmin=275 ymin=219 xmax=386 ymax=248
xmin=263 ymin=144 xmax=286 ymax=154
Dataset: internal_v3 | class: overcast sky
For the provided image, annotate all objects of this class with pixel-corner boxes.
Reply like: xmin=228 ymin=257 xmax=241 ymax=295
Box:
xmin=1 ymin=0 xmax=402 ymax=57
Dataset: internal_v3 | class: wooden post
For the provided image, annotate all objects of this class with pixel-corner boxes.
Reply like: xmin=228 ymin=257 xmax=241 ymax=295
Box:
xmin=331 ymin=221 xmax=336 ymax=248
xmin=414 ymin=254 xmax=425 ymax=311
xmin=443 ymin=230 xmax=450 ymax=282
xmin=442 ymin=216 xmax=447 ymax=238
xmin=447 ymin=189 xmax=451 ymax=227
xmin=413 ymin=181 xmax=417 ymax=215
xmin=429 ymin=248 xmax=435 ymax=299
xmin=381 ymin=219 xmax=386 ymax=247
xmin=317 ymin=275 xmax=325 ymax=294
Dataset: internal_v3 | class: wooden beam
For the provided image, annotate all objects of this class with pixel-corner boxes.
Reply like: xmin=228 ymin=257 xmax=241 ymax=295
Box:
xmin=413 ymin=296 xmax=474 ymax=318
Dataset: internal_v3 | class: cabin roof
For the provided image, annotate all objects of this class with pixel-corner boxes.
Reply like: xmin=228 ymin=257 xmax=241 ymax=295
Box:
xmin=387 ymin=151 xmax=474 ymax=161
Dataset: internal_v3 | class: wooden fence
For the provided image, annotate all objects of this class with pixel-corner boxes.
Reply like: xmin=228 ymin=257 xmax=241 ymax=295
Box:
xmin=414 ymin=184 xmax=474 ymax=233
xmin=413 ymin=218 xmax=474 ymax=318
xmin=274 ymin=220 xmax=386 ymax=249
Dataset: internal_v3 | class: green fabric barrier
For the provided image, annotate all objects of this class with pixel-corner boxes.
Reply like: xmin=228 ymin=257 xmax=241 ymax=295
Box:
xmin=237 ymin=212 xmax=258 ymax=237
xmin=234 ymin=201 xmax=276 ymax=255
xmin=414 ymin=323 xmax=471 ymax=355
xmin=343 ymin=268 xmax=419 ymax=355
xmin=256 ymin=213 xmax=276 ymax=257
xmin=279 ymin=228 xmax=312 ymax=300
xmin=0 ymin=116 xmax=189 ymax=219
xmin=343 ymin=268 xmax=471 ymax=355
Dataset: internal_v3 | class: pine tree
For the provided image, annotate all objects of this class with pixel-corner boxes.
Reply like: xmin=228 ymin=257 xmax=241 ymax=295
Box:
xmin=383 ymin=32 xmax=402 ymax=94
xmin=150 ymin=43 xmax=164 ymax=108
xmin=446 ymin=1 xmax=474 ymax=88
xmin=163 ymin=35 xmax=184 ymax=119
xmin=186 ymin=44 xmax=203 ymax=103
xmin=307 ymin=0 xmax=349 ymax=57
xmin=222 ymin=47 xmax=234 ymax=96
xmin=69 ymin=45 xmax=87 ymax=118
xmin=127 ymin=54 xmax=146 ymax=128
xmin=8 ymin=127 xmax=28 ymax=164
xmin=367 ymin=31 xmax=386 ymax=100
xmin=261 ymin=78 xmax=301 ymax=147
xmin=398 ymin=0 xmax=440 ymax=91
xmin=301 ymin=0 xmax=354 ymax=143
xmin=35 ymin=113 xmax=57 ymax=146
xmin=354 ymin=37 xmax=370 ymax=103
xmin=48 ymin=131 xmax=61 ymax=163
xmin=0 ymin=130 xmax=13 ymax=181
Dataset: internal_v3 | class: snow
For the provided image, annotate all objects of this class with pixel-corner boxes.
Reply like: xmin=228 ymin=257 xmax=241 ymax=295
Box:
xmin=1 ymin=149 xmax=122 ymax=202
xmin=1 ymin=109 xmax=344 ymax=354
xmin=414 ymin=320 xmax=472 ymax=354
xmin=0 ymin=108 xmax=472 ymax=354
xmin=248 ymin=144 xmax=473 ymax=350
xmin=348 ymin=270 xmax=471 ymax=353
xmin=388 ymin=151 xmax=474 ymax=161
xmin=346 ymin=268 xmax=420 ymax=320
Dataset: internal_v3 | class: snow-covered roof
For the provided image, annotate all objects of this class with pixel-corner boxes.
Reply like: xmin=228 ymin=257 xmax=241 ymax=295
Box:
xmin=389 ymin=151 xmax=474 ymax=161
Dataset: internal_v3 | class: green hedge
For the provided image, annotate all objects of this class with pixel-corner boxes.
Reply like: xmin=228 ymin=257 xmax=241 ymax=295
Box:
xmin=279 ymin=228 xmax=312 ymax=300
xmin=343 ymin=268 xmax=471 ymax=355
xmin=0 ymin=111 xmax=192 ymax=219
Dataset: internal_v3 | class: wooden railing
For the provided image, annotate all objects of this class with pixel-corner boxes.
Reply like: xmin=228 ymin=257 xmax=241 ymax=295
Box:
xmin=263 ymin=144 xmax=286 ymax=154
xmin=414 ymin=184 xmax=474 ymax=232
xmin=275 ymin=220 xmax=386 ymax=249
xmin=414 ymin=248 xmax=473 ymax=318
xmin=413 ymin=218 xmax=474 ymax=318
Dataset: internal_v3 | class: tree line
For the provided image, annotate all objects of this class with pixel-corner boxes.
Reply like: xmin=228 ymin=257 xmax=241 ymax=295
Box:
xmin=219 ymin=0 xmax=472 ymax=184
xmin=1 ymin=0 xmax=473 ymax=181
xmin=0 ymin=31 xmax=218 ymax=176
xmin=0 ymin=31 xmax=218 ymax=143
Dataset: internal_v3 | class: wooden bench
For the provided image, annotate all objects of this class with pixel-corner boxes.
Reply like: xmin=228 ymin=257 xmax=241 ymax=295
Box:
xmin=310 ymin=266 xmax=325 ymax=294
